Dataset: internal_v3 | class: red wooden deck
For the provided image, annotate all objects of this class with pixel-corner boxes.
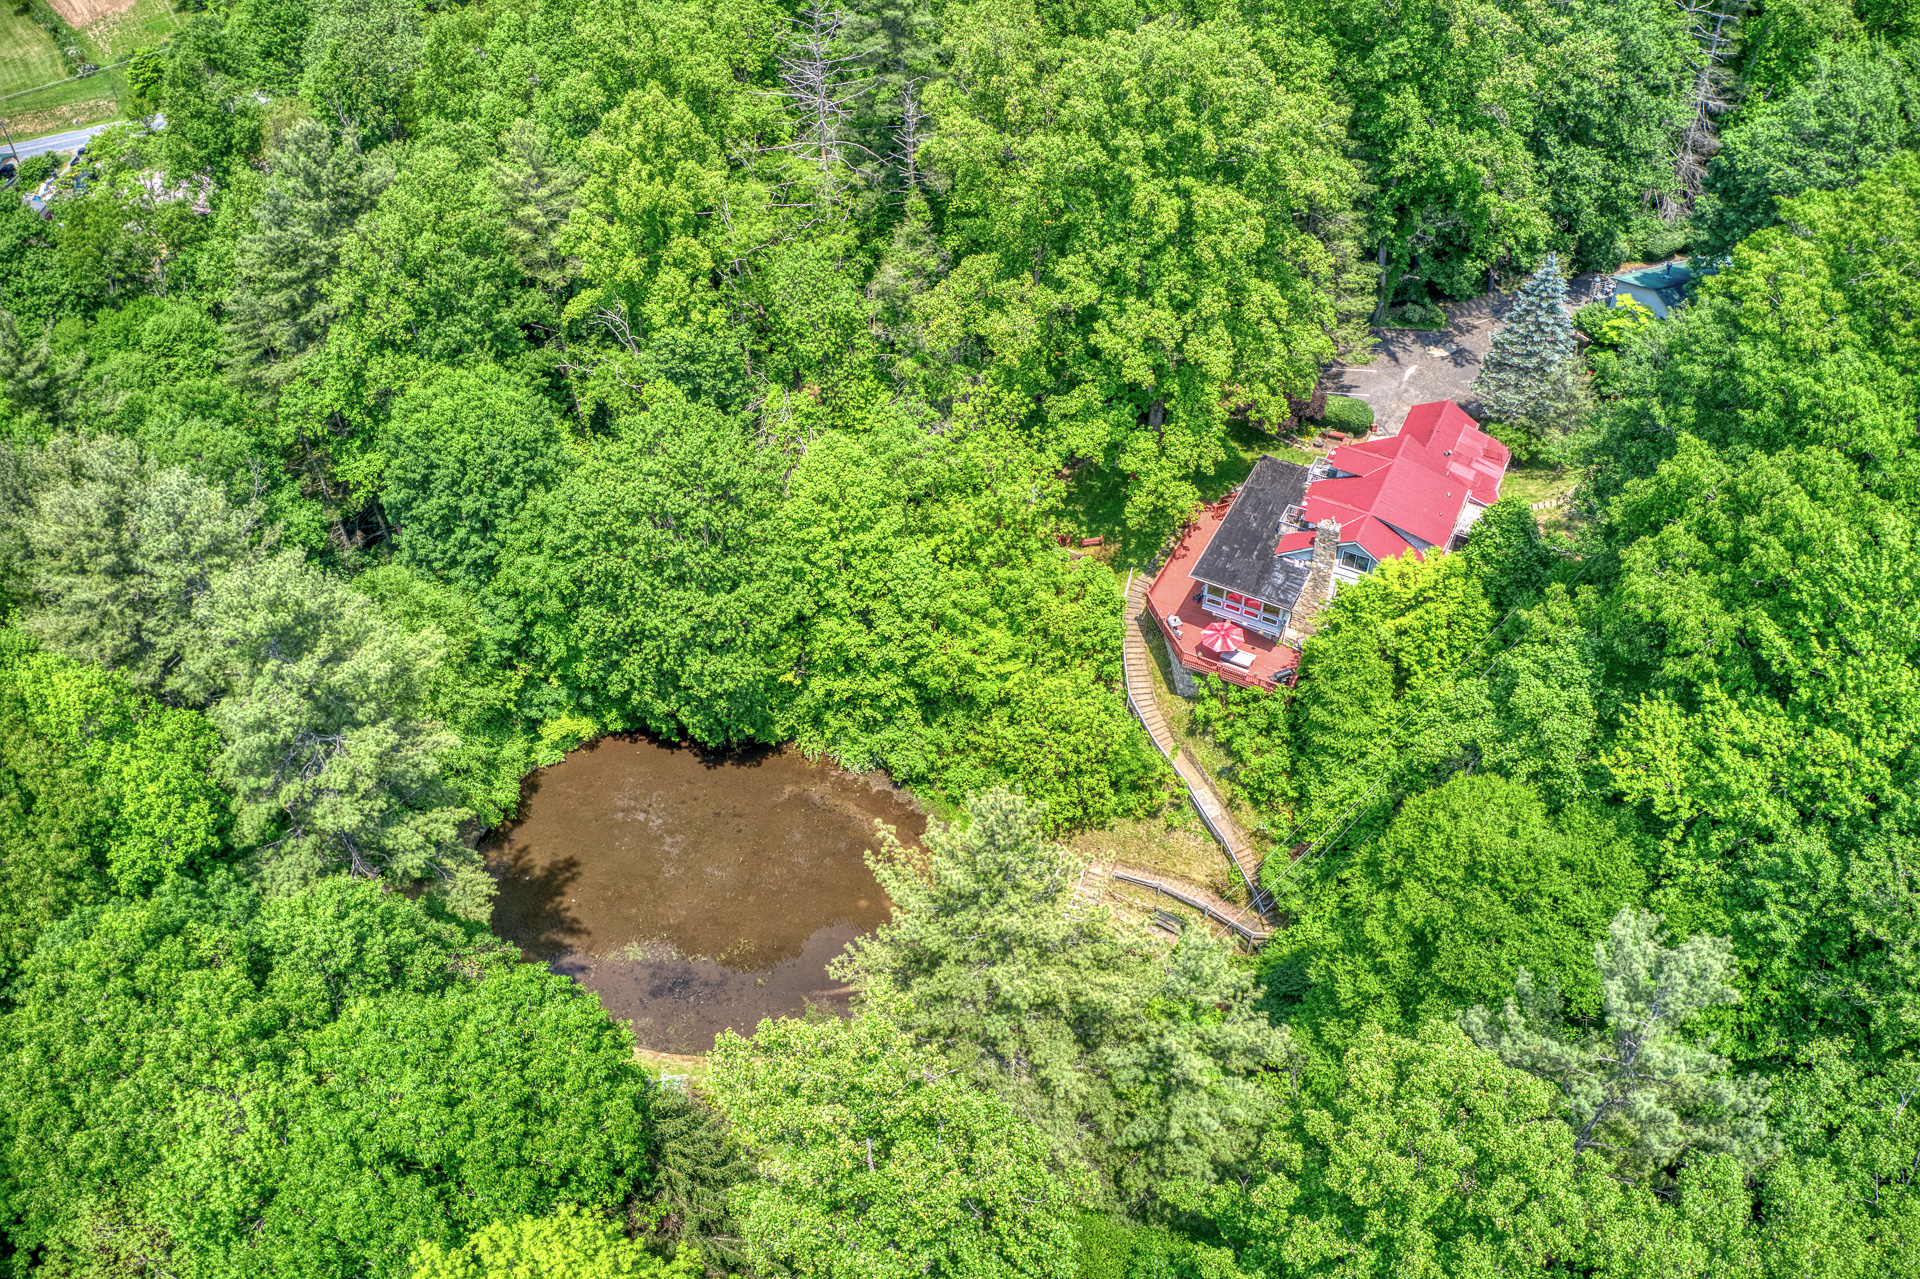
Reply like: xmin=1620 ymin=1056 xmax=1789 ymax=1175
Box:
xmin=1145 ymin=499 xmax=1301 ymax=691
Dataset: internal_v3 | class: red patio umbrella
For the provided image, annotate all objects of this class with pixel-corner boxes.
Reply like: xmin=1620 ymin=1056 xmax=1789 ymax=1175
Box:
xmin=1200 ymin=621 xmax=1245 ymax=654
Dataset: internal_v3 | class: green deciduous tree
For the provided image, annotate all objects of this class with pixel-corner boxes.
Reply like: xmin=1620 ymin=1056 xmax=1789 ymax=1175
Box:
xmin=708 ymin=1004 xmax=1086 ymax=1279
xmin=1695 ymin=45 xmax=1919 ymax=259
xmin=927 ymin=14 xmax=1353 ymax=530
xmin=1331 ymin=0 xmax=1551 ymax=314
xmin=1462 ymin=905 xmax=1772 ymax=1182
xmin=1274 ymin=774 xmax=1646 ymax=1038
xmin=561 ymin=84 xmax=742 ymax=360
xmin=0 ymin=635 xmax=227 ymax=978
xmin=410 ymin=1207 xmax=700 ymax=1279
xmin=224 ymin=0 xmax=312 ymax=94
xmin=0 ymin=876 xmax=654 ymax=1279
xmin=153 ymin=15 xmax=266 ymax=181
xmin=0 ymin=207 xmax=68 ymax=332
xmin=1520 ymin=0 xmax=1692 ymax=268
xmin=502 ymin=392 xmax=796 ymax=746
xmin=1739 ymin=0 xmax=1868 ymax=93
xmin=43 ymin=133 xmax=202 ymax=306
xmin=1180 ymin=1021 xmax=1627 ymax=1279
xmin=324 ymin=135 xmax=539 ymax=374
xmin=385 ymin=366 xmax=573 ymax=596
xmin=775 ymin=402 xmax=1160 ymax=828
xmin=300 ymin=0 xmax=423 ymax=143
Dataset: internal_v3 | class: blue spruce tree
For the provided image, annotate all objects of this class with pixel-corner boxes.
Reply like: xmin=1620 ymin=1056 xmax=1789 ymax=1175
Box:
xmin=1472 ymin=253 xmax=1584 ymax=440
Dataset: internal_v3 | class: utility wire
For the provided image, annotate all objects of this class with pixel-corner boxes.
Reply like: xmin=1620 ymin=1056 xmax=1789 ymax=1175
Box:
xmin=1262 ymin=538 xmax=1610 ymax=892
xmin=1 ymin=57 xmax=135 ymax=104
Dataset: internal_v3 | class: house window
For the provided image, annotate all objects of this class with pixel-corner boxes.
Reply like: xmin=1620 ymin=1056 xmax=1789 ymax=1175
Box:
xmin=1339 ymin=547 xmax=1374 ymax=572
xmin=1198 ymin=584 xmax=1286 ymax=633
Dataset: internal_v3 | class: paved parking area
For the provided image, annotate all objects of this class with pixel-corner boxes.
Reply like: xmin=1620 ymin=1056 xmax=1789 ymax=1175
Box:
xmin=1323 ymin=276 xmax=1610 ymax=435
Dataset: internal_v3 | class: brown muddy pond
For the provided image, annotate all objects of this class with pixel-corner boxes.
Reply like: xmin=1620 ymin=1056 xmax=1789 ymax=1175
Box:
xmin=484 ymin=736 xmax=923 ymax=1052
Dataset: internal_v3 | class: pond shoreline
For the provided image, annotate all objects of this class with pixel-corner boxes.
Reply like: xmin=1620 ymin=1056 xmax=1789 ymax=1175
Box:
xmin=482 ymin=734 xmax=925 ymax=1053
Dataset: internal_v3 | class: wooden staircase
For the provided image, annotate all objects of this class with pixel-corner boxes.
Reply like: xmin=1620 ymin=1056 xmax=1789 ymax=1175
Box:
xmin=1122 ymin=573 xmax=1279 ymax=926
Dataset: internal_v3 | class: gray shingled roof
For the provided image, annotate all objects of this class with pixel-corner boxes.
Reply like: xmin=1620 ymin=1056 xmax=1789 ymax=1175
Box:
xmin=1188 ymin=456 xmax=1314 ymax=609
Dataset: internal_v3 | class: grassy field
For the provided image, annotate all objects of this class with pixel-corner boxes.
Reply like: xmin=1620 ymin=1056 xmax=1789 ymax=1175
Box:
xmin=0 ymin=0 xmax=177 ymax=144
xmin=3 ymin=80 xmax=118 ymax=137
xmin=84 ymin=0 xmax=176 ymax=62
xmin=0 ymin=6 xmax=67 ymax=102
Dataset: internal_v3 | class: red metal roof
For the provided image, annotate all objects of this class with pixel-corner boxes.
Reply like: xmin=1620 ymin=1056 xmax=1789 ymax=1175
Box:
xmin=1282 ymin=401 xmax=1508 ymax=562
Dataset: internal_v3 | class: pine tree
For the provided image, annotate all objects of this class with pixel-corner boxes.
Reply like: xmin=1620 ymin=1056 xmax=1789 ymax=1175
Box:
xmin=1460 ymin=906 xmax=1773 ymax=1183
xmin=223 ymin=121 xmax=392 ymax=395
xmin=9 ymin=436 xmax=259 ymax=693
xmin=832 ymin=789 xmax=1288 ymax=1202
xmin=1471 ymin=251 xmax=1585 ymax=437
xmin=488 ymin=120 xmax=582 ymax=326
xmin=0 ymin=309 xmax=83 ymax=435
xmin=839 ymin=0 xmax=943 ymax=192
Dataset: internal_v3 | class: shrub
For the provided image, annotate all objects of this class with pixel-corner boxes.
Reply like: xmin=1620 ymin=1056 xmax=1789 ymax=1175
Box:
xmin=1315 ymin=394 xmax=1375 ymax=435
xmin=1389 ymin=300 xmax=1447 ymax=328
xmin=13 ymin=155 xmax=55 ymax=189
xmin=1572 ymin=300 xmax=1613 ymax=342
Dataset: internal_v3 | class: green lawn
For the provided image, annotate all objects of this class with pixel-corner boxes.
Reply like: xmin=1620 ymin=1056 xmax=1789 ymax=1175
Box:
xmin=0 ymin=6 xmax=67 ymax=102
xmin=1500 ymin=461 xmax=1583 ymax=508
xmin=1500 ymin=461 xmax=1585 ymax=539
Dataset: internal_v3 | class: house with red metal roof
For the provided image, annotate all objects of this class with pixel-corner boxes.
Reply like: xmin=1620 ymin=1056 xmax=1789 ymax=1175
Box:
xmin=1275 ymin=400 xmax=1508 ymax=582
xmin=1143 ymin=400 xmax=1508 ymax=691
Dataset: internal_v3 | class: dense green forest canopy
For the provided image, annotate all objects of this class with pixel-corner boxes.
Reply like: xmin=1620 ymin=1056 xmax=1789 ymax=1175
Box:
xmin=0 ymin=0 xmax=1918 ymax=1272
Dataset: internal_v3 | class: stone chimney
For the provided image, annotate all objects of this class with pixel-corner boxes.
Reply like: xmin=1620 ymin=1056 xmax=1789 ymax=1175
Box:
xmin=1287 ymin=518 xmax=1341 ymax=640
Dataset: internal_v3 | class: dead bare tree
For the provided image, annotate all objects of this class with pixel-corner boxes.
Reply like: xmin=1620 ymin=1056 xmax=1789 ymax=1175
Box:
xmin=1666 ymin=0 xmax=1749 ymax=218
xmin=895 ymin=78 xmax=929 ymax=199
xmin=763 ymin=4 xmax=878 ymax=208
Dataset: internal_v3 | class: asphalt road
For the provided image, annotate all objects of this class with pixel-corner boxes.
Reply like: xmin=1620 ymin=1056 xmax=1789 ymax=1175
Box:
xmin=3 ymin=112 xmax=164 ymax=167
xmin=3 ymin=121 xmax=115 ymax=163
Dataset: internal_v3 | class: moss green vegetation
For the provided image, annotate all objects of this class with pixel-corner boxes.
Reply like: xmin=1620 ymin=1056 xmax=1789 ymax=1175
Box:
xmin=0 ymin=0 xmax=1917 ymax=1274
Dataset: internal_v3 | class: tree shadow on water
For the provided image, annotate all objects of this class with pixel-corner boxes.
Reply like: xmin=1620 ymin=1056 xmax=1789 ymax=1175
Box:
xmin=484 ymin=843 xmax=587 ymax=960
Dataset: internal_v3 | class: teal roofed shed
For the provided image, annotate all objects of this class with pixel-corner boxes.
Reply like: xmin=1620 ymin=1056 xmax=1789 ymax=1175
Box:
xmin=1610 ymin=260 xmax=1712 ymax=319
